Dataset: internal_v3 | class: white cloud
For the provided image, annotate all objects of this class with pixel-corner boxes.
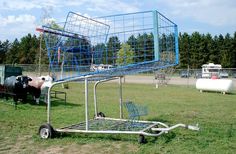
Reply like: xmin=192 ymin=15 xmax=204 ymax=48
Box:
xmin=2 ymin=0 xmax=234 ymax=40
xmin=0 ymin=14 xmax=36 ymax=26
xmin=157 ymin=0 xmax=236 ymax=27
xmin=1 ymin=0 xmax=39 ymax=10
xmin=0 ymin=14 xmax=36 ymax=40
xmin=1 ymin=0 xmax=58 ymax=10
xmin=0 ymin=0 xmax=136 ymax=41
xmin=66 ymin=0 xmax=89 ymax=7
xmin=86 ymin=0 xmax=140 ymax=14
xmin=1 ymin=0 xmax=140 ymax=14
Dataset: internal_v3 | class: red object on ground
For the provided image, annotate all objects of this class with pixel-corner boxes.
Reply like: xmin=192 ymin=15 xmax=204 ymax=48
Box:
xmin=211 ymin=75 xmax=218 ymax=80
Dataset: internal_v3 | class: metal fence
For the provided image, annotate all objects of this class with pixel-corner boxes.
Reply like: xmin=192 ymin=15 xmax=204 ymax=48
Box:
xmin=174 ymin=68 xmax=236 ymax=78
xmin=3 ymin=64 xmax=236 ymax=87
xmin=154 ymin=68 xmax=236 ymax=88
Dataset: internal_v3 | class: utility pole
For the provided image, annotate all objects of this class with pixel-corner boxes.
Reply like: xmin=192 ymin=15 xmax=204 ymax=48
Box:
xmin=38 ymin=33 xmax=42 ymax=76
xmin=38 ymin=6 xmax=53 ymax=76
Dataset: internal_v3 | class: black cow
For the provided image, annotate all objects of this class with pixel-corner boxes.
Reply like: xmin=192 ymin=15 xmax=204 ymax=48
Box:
xmin=4 ymin=76 xmax=32 ymax=102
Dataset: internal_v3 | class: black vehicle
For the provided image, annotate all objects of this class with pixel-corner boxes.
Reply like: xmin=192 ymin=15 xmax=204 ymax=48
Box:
xmin=232 ymin=72 xmax=236 ymax=78
xmin=180 ymin=70 xmax=191 ymax=78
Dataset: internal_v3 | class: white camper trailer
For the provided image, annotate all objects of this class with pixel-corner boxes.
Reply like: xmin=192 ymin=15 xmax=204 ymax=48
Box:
xmin=202 ymin=63 xmax=222 ymax=78
xmin=90 ymin=64 xmax=114 ymax=72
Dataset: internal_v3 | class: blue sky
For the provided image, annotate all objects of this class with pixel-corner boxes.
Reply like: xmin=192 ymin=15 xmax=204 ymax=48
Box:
xmin=0 ymin=0 xmax=236 ymax=41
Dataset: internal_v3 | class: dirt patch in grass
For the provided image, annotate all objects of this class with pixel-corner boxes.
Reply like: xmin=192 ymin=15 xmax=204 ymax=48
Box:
xmin=0 ymin=135 xmax=33 ymax=154
xmin=37 ymin=142 xmax=138 ymax=154
xmin=39 ymin=146 xmax=64 ymax=154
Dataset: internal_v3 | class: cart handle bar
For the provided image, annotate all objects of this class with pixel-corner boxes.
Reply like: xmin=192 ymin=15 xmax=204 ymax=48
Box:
xmin=35 ymin=27 xmax=86 ymax=40
xmin=151 ymin=123 xmax=199 ymax=132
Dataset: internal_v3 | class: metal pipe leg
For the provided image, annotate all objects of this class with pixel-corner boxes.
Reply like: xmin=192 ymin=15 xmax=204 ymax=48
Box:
xmin=119 ymin=76 xmax=123 ymax=119
xmin=85 ymin=77 xmax=89 ymax=130
xmin=47 ymin=86 xmax=52 ymax=123
xmin=94 ymin=82 xmax=98 ymax=117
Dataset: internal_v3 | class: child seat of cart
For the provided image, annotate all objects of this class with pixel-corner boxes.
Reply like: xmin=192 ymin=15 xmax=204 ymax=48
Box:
xmin=124 ymin=101 xmax=148 ymax=121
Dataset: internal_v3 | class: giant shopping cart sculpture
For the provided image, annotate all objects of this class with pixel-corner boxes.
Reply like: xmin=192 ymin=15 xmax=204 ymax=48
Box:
xmin=37 ymin=11 xmax=199 ymax=143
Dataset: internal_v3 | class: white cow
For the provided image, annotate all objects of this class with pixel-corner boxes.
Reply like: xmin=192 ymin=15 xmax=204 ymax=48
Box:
xmin=28 ymin=76 xmax=45 ymax=104
xmin=40 ymin=75 xmax=53 ymax=103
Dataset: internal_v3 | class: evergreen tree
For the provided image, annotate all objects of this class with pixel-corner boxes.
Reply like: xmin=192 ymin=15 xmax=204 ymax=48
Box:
xmin=178 ymin=32 xmax=190 ymax=68
xmin=221 ymin=33 xmax=233 ymax=67
xmin=135 ymin=33 xmax=154 ymax=62
xmin=29 ymin=35 xmax=40 ymax=64
xmin=232 ymin=32 xmax=236 ymax=68
xmin=106 ymin=36 xmax=121 ymax=64
xmin=93 ymin=43 xmax=106 ymax=64
xmin=217 ymin=34 xmax=225 ymax=66
xmin=202 ymin=33 xmax=212 ymax=64
xmin=209 ymin=35 xmax=220 ymax=64
xmin=146 ymin=33 xmax=154 ymax=61
xmin=5 ymin=39 xmax=19 ymax=64
xmin=127 ymin=35 xmax=137 ymax=50
xmin=1 ymin=30 xmax=236 ymax=69
xmin=0 ymin=40 xmax=10 ymax=64
xmin=189 ymin=32 xmax=202 ymax=68
xmin=0 ymin=41 xmax=5 ymax=63
xmin=18 ymin=34 xmax=32 ymax=63
xmin=136 ymin=33 xmax=150 ymax=62
xmin=127 ymin=35 xmax=137 ymax=61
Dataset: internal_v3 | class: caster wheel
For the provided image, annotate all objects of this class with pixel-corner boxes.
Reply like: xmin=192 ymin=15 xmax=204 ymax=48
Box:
xmin=97 ymin=112 xmax=105 ymax=117
xmin=13 ymin=96 xmax=18 ymax=102
xmin=138 ymin=135 xmax=146 ymax=144
xmin=22 ymin=95 xmax=27 ymax=103
xmin=39 ymin=123 xmax=54 ymax=139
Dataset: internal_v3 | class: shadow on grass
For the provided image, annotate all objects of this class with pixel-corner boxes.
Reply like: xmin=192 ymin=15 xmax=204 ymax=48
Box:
xmin=53 ymin=132 xmax=142 ymax=143
xmin=49 ymin=129 xmax=177 ymax=144
xmin=32 ymin=100 xmax=81 ymax=108
xmin=145 ymin=132 xmax=176 ymax=145
xmin=147 ymin=117 xmax=169 ymax=123
xmin=2 ymin=97 xmax=81 ymax=108
xmin=198 ymin=90 xmax=236 ymax=95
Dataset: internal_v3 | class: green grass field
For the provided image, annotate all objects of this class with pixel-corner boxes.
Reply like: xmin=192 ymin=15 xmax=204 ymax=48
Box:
xmin=0 ymin=82 xmax=236 ymax=153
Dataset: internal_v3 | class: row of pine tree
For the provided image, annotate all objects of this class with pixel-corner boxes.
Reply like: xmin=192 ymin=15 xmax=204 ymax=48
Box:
xmin=0 ymin=32 xmax=235 ymax=68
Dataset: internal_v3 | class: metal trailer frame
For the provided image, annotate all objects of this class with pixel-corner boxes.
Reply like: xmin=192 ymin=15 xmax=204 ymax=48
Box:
xmin=39 ymin=75 xmax=199 ymax=143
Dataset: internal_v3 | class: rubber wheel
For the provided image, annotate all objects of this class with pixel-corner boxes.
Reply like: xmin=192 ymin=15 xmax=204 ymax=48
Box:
xmin=138 ymin=135 xmax=146 ymax=144
xmin=39 ymin=123 xmax=54 ymax=139
xmin=97 ymin=112 xmax=105 ymax=117
xmin=5 ymin=94 xmax=9 ymax=100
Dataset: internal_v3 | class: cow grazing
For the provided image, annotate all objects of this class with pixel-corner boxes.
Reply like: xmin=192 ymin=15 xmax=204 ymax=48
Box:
xmin=28 ymin=75 xmax=53 ymax=104
xmin=4 ymin=76 xmax=32 ymax=102
xmin=28 ymin=77 xmax=45 ymax=104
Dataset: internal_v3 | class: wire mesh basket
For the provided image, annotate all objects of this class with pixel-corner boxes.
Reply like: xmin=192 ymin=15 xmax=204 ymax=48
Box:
xmin=41 ymin=10 xmax=178 ymax=81
xmin=124 ymin=101 xmax=148 ymax=119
